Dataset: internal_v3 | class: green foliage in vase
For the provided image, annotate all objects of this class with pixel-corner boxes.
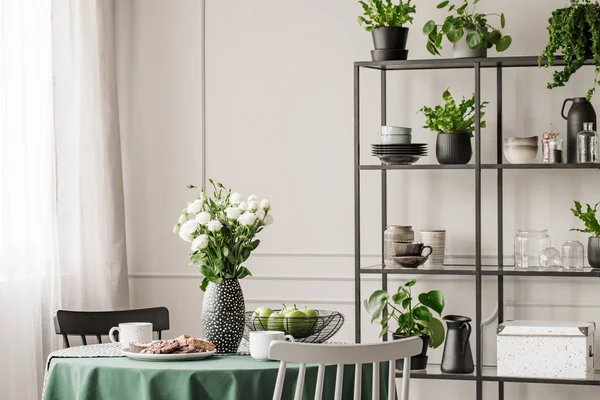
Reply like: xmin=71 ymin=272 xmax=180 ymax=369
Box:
xmin=570 ymin=200 xmax=600 ymax=237
xmin=419 ymin=89 xmax=488 ymax=136
xmin=174 ymin=179 xmax=273 ymax=291
xmin=366 ymin=280 xmax=446 ymax=348
xmin=423 ymin=0 xmax=512 ymax=56
xmin=539 ymin=0 xmax=600 ymax=101
xmin=357 ymin=0 xmax=416 ymax=32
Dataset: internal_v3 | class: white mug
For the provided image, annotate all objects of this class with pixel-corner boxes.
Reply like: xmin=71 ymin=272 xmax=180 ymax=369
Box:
xmin=249 ymin=330 xmax=295 ymax=361
xmin=109 ymin=322 xmax=153 ymax=349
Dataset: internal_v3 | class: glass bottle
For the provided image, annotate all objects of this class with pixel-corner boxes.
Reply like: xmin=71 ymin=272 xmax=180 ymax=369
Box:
xmin=561 ymin=240 xmax=584 ymax=270
xmin=514 ymin=229 xmax=551 ymax=269
xmin=577 ymin=122 xmax=597 ymax=163
xmin=547 ymin=138 xmax=564 ymax=164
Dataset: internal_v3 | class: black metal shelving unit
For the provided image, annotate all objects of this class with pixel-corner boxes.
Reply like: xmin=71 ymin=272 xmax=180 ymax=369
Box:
xmin=353 ymin=56 xmax=600 ymax=400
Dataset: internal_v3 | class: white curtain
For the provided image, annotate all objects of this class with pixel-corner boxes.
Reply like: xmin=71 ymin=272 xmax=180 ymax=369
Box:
xmin=52 ymin=0 xmax=129 ymax=311
xmin=0 ymin=0 xmax=61 ymax=398
xmin=0 ymin=0 xmax=129 ymax=398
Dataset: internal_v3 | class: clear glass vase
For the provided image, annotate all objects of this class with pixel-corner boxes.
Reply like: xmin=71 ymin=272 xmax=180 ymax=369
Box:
xmin=561 ymin=240 xmax=584 ymax=270
xmin=514 ymin=229 xmax=551 ymax=269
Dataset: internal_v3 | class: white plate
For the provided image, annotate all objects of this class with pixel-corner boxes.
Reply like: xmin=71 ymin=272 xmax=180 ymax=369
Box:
xmin=121 ymin=348 xmax=216 ymax=361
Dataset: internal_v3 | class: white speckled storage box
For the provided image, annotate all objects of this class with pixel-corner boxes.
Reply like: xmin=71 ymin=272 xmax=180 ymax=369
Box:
xmin=497 ymin=320 xmax=595 ymax=379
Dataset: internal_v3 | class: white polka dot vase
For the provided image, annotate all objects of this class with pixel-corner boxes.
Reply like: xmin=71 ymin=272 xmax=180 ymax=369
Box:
xmin=202 ymin=278 xmax=246 ymax=354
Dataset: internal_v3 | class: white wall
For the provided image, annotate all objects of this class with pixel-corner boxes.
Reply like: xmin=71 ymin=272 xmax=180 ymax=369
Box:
xmin=117 ymin=1 xmax=600 ymax=398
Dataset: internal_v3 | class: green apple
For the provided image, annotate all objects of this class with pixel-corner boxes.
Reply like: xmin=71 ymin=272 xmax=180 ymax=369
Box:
xmin=284 ymin=309 xmax=309 ymax=338
xmin=252 ymin=306 xmax=273 ymax=330
xmin=303 ymin=307 xmax=318 ymax=335
xmin=267 ymin=311 xmax=285 ymax=331
xmin=281 ymin=304 xmax=298 ymax=316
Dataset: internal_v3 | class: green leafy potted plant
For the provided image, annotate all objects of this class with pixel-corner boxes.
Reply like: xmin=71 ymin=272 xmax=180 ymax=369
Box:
xmin=570 ymin=200 xmax=600 ymax=269
xmin=539 ymin=0 xmax=600 ymax=100
xmin=358 ymin=0 xmax=416 ymax=61
xmin=366 ymin=279 xmax=445 ymax=370
xmin=419 ymin=89 xmax=488 ymax=165
xmin=423 ymin=0 xmax=511 ymax=58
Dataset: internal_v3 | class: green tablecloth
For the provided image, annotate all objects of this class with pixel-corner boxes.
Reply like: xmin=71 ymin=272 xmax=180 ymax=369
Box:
xmin=43 ymin=355 xmax=393 ymax=400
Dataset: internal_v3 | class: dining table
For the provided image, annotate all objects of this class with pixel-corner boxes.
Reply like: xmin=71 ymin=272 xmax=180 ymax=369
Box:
xmin=42 ymin=343 xmax=393 ymax=400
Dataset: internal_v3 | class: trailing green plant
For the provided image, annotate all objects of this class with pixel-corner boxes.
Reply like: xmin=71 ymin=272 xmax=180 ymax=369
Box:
xmin=423 ymin=0 xmax=512 ymax=56
xmin=539 ymin=0 xmax=600 ymax=101
xmin=357 ymin=0 xmax=416 ymax=32
xmin=366 ymin=279 xmax=446 ymax=348
xmin=570 ymin=200 xmax=600 ymax=237
xmin=419 ymin=89 xmax=488 ymax=136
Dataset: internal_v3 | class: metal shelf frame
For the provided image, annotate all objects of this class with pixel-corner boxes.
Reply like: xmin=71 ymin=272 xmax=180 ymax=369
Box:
xmin=352 ymin=56 xmax=600 ymax=399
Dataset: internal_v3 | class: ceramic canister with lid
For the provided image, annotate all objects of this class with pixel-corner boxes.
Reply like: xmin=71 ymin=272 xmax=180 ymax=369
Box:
xmin=384 ymin=226 xmax=414 ymax=267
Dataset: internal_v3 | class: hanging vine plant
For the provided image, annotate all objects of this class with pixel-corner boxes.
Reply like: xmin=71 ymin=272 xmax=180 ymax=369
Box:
xmin=539 ymin=0 xmax=600 ymax=100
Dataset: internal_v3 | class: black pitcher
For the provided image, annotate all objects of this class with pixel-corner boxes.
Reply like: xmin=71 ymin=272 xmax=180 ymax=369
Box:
xmin=562 ymin=97 xmax=597 ymax=163
xmin=441 ymin=315 xmax=474 ymax=374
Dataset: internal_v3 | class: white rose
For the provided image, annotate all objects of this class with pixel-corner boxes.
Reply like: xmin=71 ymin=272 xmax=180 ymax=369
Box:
xmin=230 ymin=192 xmax=243 ymax=205
xmin=207 ymin=220 xmax=223 ymax=232
xmin=179 ymin=230 xmax=193 ymax=242
xmin=263 ymin=213 xmax=274 ymax=226
xmin=191 ymin=234 xmax=209 ymax=251
xmin=238 ymin=212 xmax=257 ymax=226
xmin=178 ymin=213 xmax=188 ymax=224
xmin=225 ymin=207 xmax=241 ymax=220
xmin=180 ymin=220 xmax=199 ymax=234
xmin=238 ymin=202 xmax=248 ymax=212
xmin=247 ymin=195 xmax=258 ymax=203
xmin=195 ymin=211 xmax=211 ymax=225
xmin=259 ymin=199 xmax=270 ymax=210
xmin=248 ymin=200 xmax=259 ymax=212
xmin=187 ymin=199 xmax=203 ymax=214
xmin=256 ymin=209 xmax=265 ymax=221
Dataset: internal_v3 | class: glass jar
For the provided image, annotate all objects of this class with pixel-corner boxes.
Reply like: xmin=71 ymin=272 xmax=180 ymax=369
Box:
xmin=384 ymin=225 xmax=414 ymax=267
xmin=577 ymin=122 xmax=597 ymax=163
xmin=514 ymin=229 xmax=551 ymax=269
xmin=561 ymin=240 xmax=584 ymax=270
xmin=547 ymin=138 xmax=564 ymax=164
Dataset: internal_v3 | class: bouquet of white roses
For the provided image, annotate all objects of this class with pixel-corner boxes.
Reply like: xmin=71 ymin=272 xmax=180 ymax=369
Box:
xmin=174 ymin=179 xmax=273 ymax=291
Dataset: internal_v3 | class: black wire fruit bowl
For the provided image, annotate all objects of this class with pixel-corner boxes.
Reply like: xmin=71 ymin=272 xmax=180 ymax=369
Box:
xmin=244 ymin=310 xmax=344 ymax=343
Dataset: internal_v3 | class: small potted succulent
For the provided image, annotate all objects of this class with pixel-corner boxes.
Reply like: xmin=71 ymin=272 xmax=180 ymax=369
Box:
xmin=366 ymin=279 xmax=445 ymax=370
xmin=423 ymin=0 xmax=511 ymax=58
xmin=419 ymin=89 xmax=488 ymax=165
xmin=539 ymin=0 xmax=600 ymax=100
xmin=570 ymin=200 xmax=600 ymax=269
xmin=358 ymin=0 xmax=416 ymax=61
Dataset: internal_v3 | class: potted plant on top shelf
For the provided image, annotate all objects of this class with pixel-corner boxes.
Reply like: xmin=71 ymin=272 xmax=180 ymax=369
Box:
xmin=539 ymin=0 xmax=600 ymax=101
xmin=419 ymin=89 xmax=488 ymax=165
xmin=358 ymin=0 xmax=416 ymax=61
xmin=423 ymin=0 xmax=512 ymax=58
xmin=366 ymin=279 xmax=445 ymax=370
xmin=570 ymin=200 xmax=600 ymax=269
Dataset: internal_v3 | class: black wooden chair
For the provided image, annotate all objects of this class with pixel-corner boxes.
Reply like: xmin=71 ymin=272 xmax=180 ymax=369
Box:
xmin=54 ymin=307 xmax=170 ymax=348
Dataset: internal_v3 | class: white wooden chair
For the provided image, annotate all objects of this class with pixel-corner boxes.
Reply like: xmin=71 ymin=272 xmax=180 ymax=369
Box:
xmin=268 ymin=337 xmax=422 ymax=400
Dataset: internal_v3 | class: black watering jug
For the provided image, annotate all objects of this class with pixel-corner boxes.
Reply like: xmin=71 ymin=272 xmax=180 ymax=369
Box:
xmin=441 ymin=315 xmax=474 ymax=374
xmin=562 ymin=97 xmax=596 ymax=163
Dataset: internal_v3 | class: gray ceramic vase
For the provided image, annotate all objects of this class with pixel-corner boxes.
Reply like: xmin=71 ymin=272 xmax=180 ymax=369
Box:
xmin=453 ymin=28 xmax=487 ymax=58
xmin=588 ymin=237 xmax=600 ymax=269
xmin=202 ymin=278 xmax=246 ymax=353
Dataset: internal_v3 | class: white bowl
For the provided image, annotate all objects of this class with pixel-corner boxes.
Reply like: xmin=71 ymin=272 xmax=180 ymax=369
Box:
xmin=381 ymin=126 xmax=412 ymax=136
xmin=503 ymin=145 xmax=538 ymax=164
xmin=504 ymin=136 xmax=539 ymax=146
xmin=381 ymin=134 xmax=412 ymax=144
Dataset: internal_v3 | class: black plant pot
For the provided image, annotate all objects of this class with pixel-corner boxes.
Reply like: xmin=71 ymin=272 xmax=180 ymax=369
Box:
xmin=202 ymin=278 xmax=245 ymax=353
xmin=436 ymin=133 xmax=473 ymax=165
xmin=372 ymin=27 xmax=409 ymax=50
xmin=588 ymin=237 xmax=600 ymax=269
xmin=393 ymin=334 xmax=430 ymax=371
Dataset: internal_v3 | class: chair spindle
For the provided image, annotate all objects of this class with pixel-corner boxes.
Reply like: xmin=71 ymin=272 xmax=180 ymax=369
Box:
xmin=294 ymin=362 xmax=306 ymax=400
xmin=353 ymin=363 xmax=362 ymax=400
xmin=372 ymin=361 xmax=380 ymax=399
xmin=314 ymin=364 xmax=325 ymax=400
xmin=388 ymin=360 xmax=396 ymax=400
xmin=272 ymin=361 xmax=286 ymax=400
xmin=400 ymin=357 xmax=410 ymax=400
xmin=334 ymin=363 xmax=344 ymax=400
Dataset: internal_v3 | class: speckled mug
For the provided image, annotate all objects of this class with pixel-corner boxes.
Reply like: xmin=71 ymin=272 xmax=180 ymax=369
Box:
xmin=109 ymin=322 xmax=153 ymax=349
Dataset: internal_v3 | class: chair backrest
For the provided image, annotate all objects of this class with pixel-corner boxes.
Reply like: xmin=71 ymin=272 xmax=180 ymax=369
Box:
xmin=53 ymin=307 xmax=170 ymax=348
xmin=268 ymin=337 xmax=422 ymax=400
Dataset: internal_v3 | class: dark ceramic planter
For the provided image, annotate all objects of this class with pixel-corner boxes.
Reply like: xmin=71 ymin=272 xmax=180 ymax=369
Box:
xmin=372 ymin=27 xmax=409 ymax=50
xmin=393 ymin=334 xmax=430 ymax=370
xmin=588 ymin=237 xmax=600 ymax=269
xmin=202 ymin=278 xmax=245 ymax=353
xmin=436 ymin=133 xmax=473 ymax=165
